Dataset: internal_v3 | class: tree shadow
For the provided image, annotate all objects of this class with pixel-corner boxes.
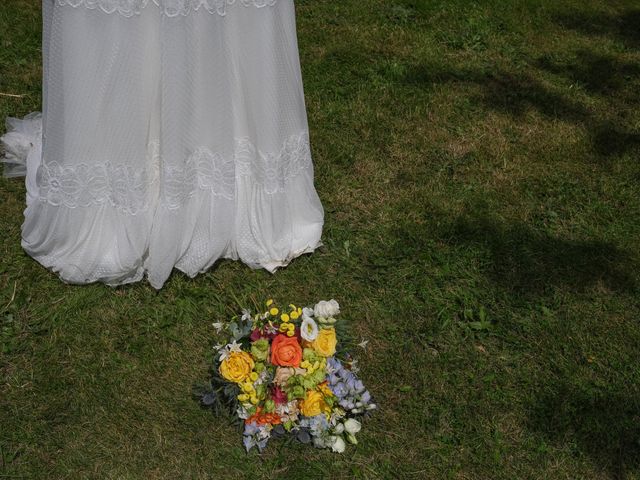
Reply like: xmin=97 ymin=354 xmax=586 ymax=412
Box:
xmin=398 ymin=5 xmax=640 ymax=160
xmin=536 ymin=49 xmax=640 ymax=97
xmin=533 ymin=48 xmax=640 ymax=157
xmin=528 ymin=381 xmax=640 ymax=479
xmin=555 ymin=8 xmax=640 ymax=50
xmin=445 ymin=211 xmax=636 ymax=295
xmin=386 ymin=206 xmax=637 ymax=297
xmin=401 ymin=55 xmax=640 ymax=159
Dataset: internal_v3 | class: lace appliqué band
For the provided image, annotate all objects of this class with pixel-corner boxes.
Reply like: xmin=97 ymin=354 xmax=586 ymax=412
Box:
xmin=36 ymin=131 xmax=312 ymax=215
xmin=55 ymin=0 xmax=278 ymax=18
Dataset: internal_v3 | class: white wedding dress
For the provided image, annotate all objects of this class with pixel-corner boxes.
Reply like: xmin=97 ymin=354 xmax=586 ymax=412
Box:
xmin=1 ymin=0 xmax=324 ymax=289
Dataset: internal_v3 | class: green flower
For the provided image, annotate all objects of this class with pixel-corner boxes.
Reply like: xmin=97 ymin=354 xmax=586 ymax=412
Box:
xmin=303 ymin=348 xmax=320 ymax=363
xmin=264 ymin=399 xmax=275 ymax=413
xmin=250 ymin=339 xmax=270 ymax=361
xmin=311 ymin=369 xmax=325 ymax=385
xmin=255 ymin=384 xmax=266 ymax=399
xmin=288 ymin=385 xmax=306 ymax=401
xmin=302 ymin=377 xmax=317 ymax=390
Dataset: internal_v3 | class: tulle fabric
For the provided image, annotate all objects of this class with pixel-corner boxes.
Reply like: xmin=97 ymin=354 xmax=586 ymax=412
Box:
xmin=1 ymin=0 xmax=324 ymax=289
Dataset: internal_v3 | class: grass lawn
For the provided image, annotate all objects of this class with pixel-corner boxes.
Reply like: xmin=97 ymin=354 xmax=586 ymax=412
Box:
xmin=1 ymin=0 xmax=640 ymax=478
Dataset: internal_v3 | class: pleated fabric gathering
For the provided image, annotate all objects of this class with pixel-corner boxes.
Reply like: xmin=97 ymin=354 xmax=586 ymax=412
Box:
xmin=1 ymin=0 xmax=324 ymax=289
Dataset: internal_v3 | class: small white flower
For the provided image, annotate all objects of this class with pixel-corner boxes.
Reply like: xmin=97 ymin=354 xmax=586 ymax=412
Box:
xmin=227 ymin=340 xmax=242 ymax=353
xmin=314 ymin=299 xmax=340 ymax=319
xmin=218 ymin=339 xmax=243 ymax=362
xmin=357 ymin=338 xmax=369 ymax=350
xmin=257 ymin=426 xmax=271 ymax=440
xmin=329 ymin=410 xmax=346 ymax=426
xmin=213 ymin=343 xmax=224 ymax=351
xmin=218 ymin=349 xmax=230 ymax=362
xmin=343 ymin=418 xmax=362 ymax=435
xmin=333 ymin=423 xmax=345 ymax=434
xmin=265 ymin=324 xmax=278 ymax=335
xmin=330 ymin=435 xmax=346 ymax=453
xmin=241 ymin=309 xmax=251 ymax=321
xmin=350 ymin=359 xmax=360 ymax=374
xmin=211 ymin=322 xmax=224 ymax=333
xmin=300 ymin=316 xmax=319 ymax=342
xmin=236 ymin=406 xmax=251 ymax=420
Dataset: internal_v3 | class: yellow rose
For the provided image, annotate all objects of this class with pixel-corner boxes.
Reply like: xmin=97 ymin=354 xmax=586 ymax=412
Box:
xmin=317 ymin=381 xmax=334 ymax=398
xmin=219 ymin=351 xmax=255 ymax=383
xmin=300 ymin=390 xmax=330 ymax=417
xmin=311 ymin=328 xmax=337 ymax=357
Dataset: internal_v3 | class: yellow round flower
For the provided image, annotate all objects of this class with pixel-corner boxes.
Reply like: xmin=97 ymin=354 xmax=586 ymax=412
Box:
xmin=266 ymin=299 xmax=274 ymax=307
xmin=219 ymin=351 xmax=255 ymax=383
xmin=300 ymin=390 xmax=330 ymax=417
xmin=290 ymin=311 xmax=300 ymax=320
xmin=269 ymin=307 xmax=279 ymax=316
xmin=238 ymin=393 xmax=250 ymax=402
xmin=241 ymin=382 xmax=254 ymax=393
xmin=311 ymin=327 xmax=337 ymax=357
xmin=286 ymin=330 xmax=295 ymax=337
xmin=249 ymin=372 xmax=259 ymax=381
xmin=281 ymin=313 xmax=290 ymax=322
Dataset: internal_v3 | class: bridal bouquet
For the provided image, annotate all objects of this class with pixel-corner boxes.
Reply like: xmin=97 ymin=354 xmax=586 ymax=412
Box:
xmin=199 ymin=299 xmax=376 ymax=453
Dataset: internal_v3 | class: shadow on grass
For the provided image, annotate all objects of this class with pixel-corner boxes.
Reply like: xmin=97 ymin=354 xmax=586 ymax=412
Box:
xmin=398 ymin=7 xmax=640 ymax=160
xmin=387 ymin=207 xmax=637 ymax=297
xmin=535 ymin=49 xmax=640 ymax=97
xmin=529 ymin=383 xmax=640 ymax=479
xmin=401 ymin=57 xmax=640 ymax=159
xmin=443 ymin=211 xmax=637 ymax=295
xmin=555 ymin=8 xmax=640 ymax=50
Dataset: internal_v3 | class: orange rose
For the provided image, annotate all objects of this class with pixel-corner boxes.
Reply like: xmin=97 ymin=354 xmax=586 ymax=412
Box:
xmin=270 ymin=334 xmax=303 ymax=367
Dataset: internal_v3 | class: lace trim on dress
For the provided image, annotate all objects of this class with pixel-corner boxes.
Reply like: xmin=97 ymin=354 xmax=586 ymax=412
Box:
xmin=36 ymin=131 xmax=312 ymax=214
xmin=36 ymin=141 xmax=161 ymax=215
xmin=235 ymin=131 xmax=312 ymax=195
xmin=55 ymin=0 xmax=278 ymax=18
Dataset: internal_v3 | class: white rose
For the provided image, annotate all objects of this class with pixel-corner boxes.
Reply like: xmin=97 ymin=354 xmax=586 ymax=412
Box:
xmin=300 ymin=316 xmax=319 ymax=342
xmin=314 ymin=299 xmax=340 ymax=318
xmin=330 ymin=435 xmax=346 ymax=453
xmin=343 ymin=418 xmax=361 ymax=434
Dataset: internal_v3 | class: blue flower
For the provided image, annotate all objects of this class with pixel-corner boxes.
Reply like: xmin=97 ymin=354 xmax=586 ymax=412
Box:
xmin=331 ymin=381 xmax=348 ymax=398
xmin=243 ymin=434 xmax=256 ymax=452
xmin=325 ymin=358 xmax=375 ymax=414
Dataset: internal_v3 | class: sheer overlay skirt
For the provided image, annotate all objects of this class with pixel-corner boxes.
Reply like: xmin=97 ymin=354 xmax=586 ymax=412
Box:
xmin=1 ymin=0 xmax=324 ymax=289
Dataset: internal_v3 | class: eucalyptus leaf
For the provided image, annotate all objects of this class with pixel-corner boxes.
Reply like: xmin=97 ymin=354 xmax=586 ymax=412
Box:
xmin=202 ymin=393 xmax=217 ymax=406
xmin=296 ymin=429 xmax=311 ymax=444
